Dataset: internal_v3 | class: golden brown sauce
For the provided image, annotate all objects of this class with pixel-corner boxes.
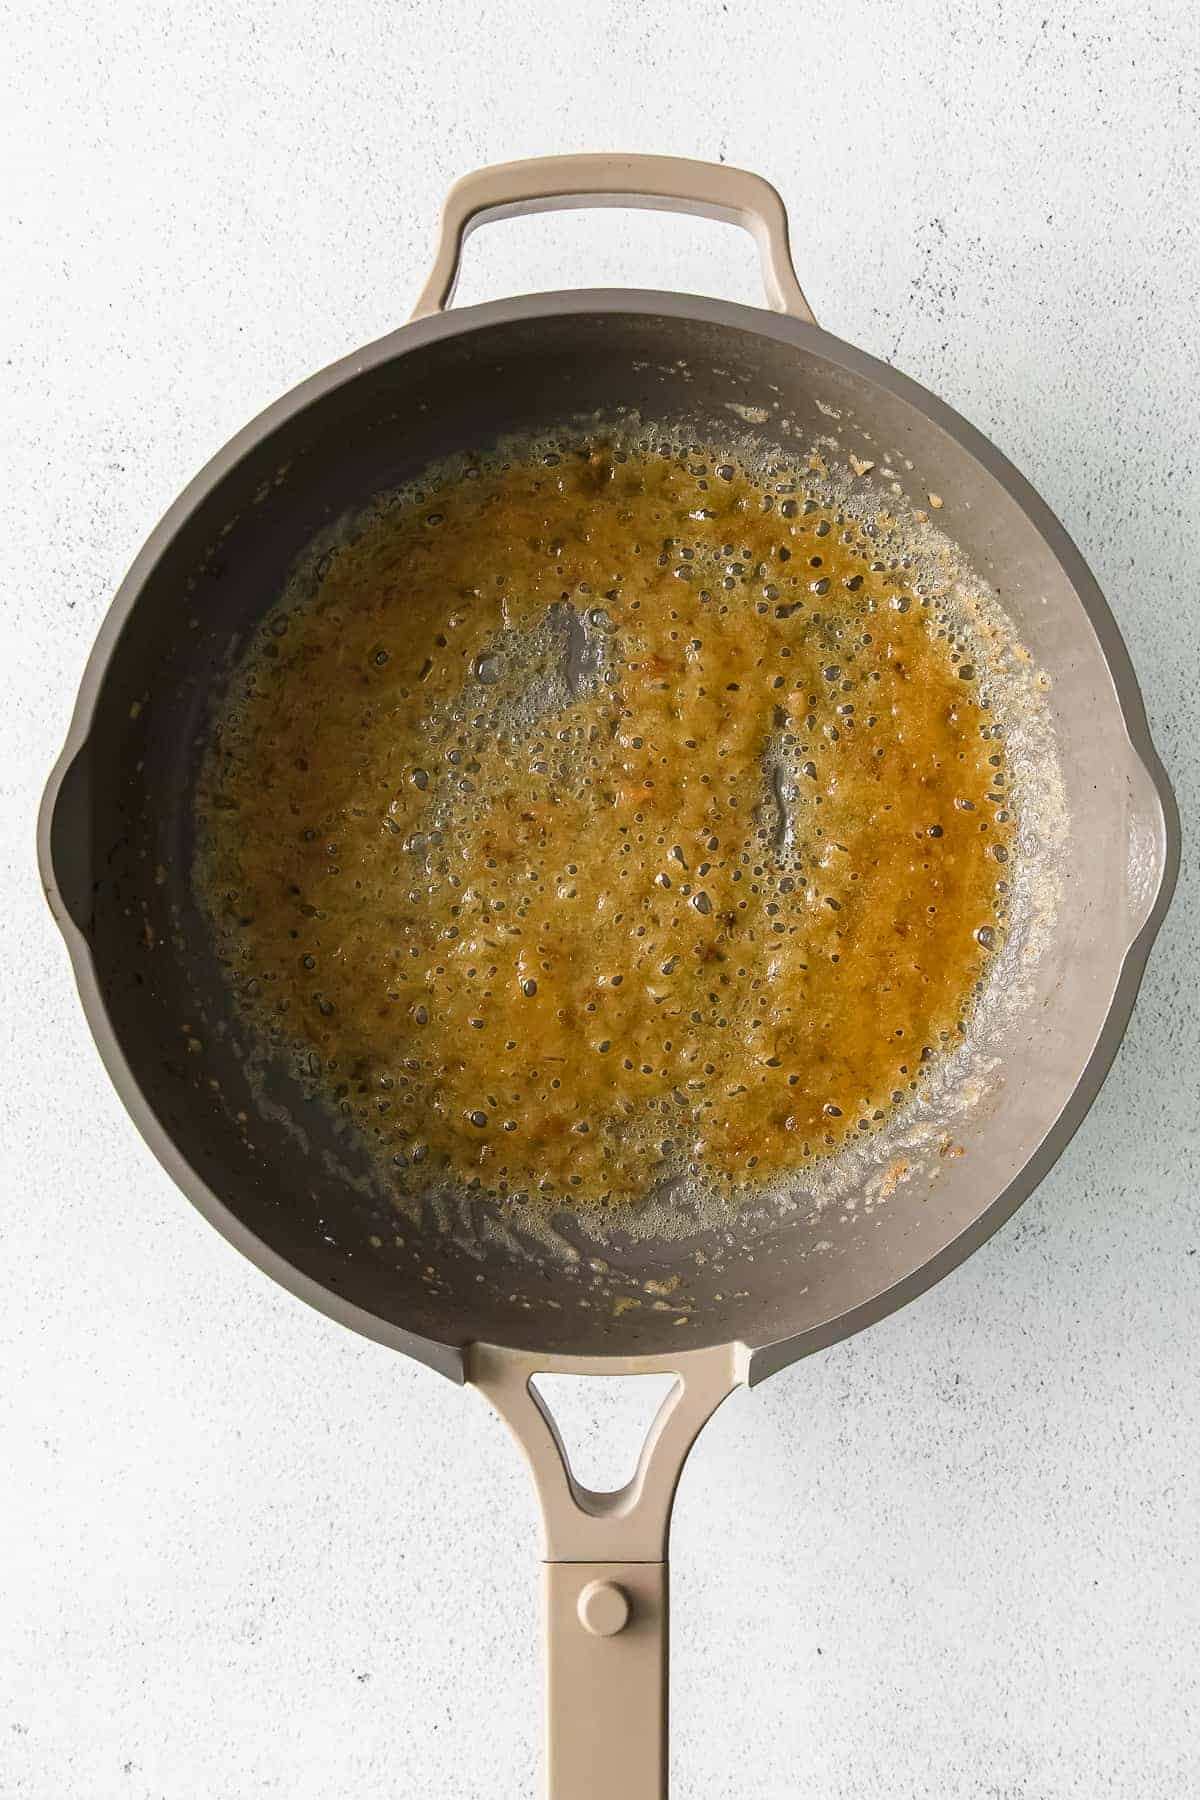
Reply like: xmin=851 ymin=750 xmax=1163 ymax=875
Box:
xmin=197 ymin=440 xmax=1014 ymax=1212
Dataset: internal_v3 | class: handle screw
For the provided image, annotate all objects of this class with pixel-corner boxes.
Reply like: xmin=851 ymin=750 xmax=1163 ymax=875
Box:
xmin=577 ymin=1579 xmax=631 ymax=1636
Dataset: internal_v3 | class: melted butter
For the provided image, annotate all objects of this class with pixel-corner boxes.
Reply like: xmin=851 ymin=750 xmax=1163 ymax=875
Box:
xmin=197 ymin=441 xmax=1014 ymax=1212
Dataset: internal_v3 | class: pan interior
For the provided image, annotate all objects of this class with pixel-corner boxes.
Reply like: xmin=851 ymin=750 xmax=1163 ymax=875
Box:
xmin=52 ymin=305 xmax=1144 ymax=1362
xmin=194 ymin=433 xmax=1029 ymax=1245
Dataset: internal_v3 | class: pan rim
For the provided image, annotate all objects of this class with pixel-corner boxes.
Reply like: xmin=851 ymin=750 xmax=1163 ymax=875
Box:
xmin=37 ymin=288 xmax=1180 ymax=1382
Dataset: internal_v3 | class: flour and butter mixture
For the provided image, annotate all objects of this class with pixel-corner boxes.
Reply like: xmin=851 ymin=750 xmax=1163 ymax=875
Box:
xmin=196 ymin=437 xmax=1015 ymax=1213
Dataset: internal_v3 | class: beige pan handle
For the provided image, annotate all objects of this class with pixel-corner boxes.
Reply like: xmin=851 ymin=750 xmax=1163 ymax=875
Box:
xmin=468 ymin=1341 xmax=747 ymax=1799
xmin=410 ymin=152 xmax=817 ymax=324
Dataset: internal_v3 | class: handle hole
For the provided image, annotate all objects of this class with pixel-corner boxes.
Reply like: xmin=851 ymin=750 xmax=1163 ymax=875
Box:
xmin=530 ymin=1373 xmax=679 ymax=1496
xmin=452 ymin=210 xmax=766 ymax=312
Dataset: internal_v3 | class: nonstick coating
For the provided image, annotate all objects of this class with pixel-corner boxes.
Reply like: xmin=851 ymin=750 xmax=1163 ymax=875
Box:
xmin=41 ymin=294 xmax=1176 ymax=1381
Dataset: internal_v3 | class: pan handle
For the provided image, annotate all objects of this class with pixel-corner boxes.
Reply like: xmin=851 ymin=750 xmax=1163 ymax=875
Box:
xmin=410 ymin=153 xmax=816 ymax=326
xmin=468 ymin=1340 xmax=746 ymax=1798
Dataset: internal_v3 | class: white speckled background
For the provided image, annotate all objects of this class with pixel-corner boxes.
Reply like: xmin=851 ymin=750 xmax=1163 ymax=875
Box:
xmin=3 ymin=2 xmax=1198 ymax=1795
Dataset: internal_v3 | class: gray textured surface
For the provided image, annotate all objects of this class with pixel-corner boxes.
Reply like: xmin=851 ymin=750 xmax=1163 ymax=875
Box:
xmin=3 ymin=2 xmax=1198 ymax=1795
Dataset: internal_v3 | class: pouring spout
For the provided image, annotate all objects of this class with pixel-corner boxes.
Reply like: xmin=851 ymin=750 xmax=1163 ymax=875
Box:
xmin=39 ymin=744 xmax=95 ymax=939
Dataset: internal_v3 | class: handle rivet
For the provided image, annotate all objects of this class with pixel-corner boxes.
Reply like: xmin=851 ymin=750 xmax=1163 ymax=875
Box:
xmin=577 ymin=1579 xmax=631 ymax=1636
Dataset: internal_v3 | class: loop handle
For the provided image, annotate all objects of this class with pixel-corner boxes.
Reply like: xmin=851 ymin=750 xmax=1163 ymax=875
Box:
xmin=410 ymin=153 xmax=816 ymax=324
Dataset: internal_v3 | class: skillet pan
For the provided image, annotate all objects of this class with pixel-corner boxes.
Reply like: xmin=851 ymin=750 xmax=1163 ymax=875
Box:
xmin=38 ymin=155 xmax=1178 ymax=1796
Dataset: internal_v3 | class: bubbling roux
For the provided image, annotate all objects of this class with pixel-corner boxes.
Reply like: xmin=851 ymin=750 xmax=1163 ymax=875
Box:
xmin=196 ymin=436 xmax=1016 ymax=1215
